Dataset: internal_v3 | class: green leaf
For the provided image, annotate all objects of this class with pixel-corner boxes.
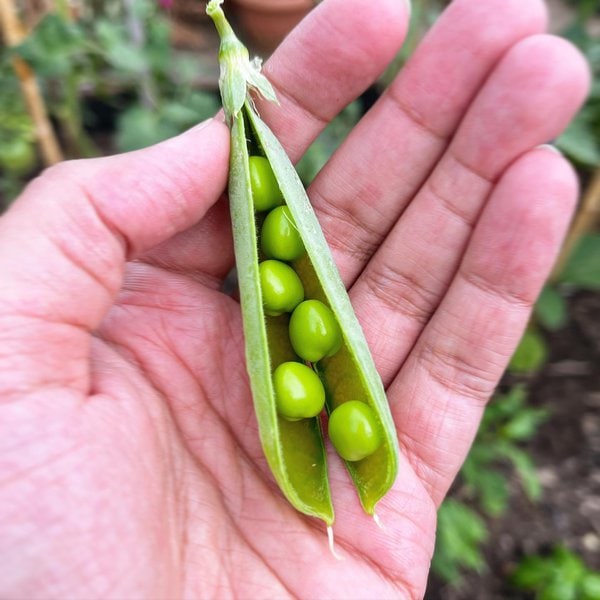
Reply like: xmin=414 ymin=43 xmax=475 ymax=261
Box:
xmin=14 ymin=12 xmax=85 ymax=77
xmin=116 ymin=106 xmax=179 ymax=152
xmin=512 ymin=555 xmax=552 ymax=589
xmin=508 ymin=329 xmax=548 ymax=374
xmin=496 ymin=445 xmax=542 ymax=501
xmin=476 ymin=470 xmax=509 ymax=517
xmin=432 ymin=499 xmax=488 ymax=584
xmin=581 ymin=572 xmax=600 ymax=600
xmin=555 ymin=111 xmax=600 ymax=167
xmin=553 ymin=546 xmax=587 ymax=583
xmin=94 ymin=19 xmax=149 ymax=73
xmin=558 ymin=234 xmax=600 ymax=290
xmin=539 ymin=580 xmax=578 ymax=600
xmin=535 ymin=286 xmax=568 ymax=331
xmin=500 ymin=407 xmax=549 ymax=441
xmin=486 ymin=386 xmax=527 ymax=423
xmin=512 ymin=546 xmax=597 ymax=599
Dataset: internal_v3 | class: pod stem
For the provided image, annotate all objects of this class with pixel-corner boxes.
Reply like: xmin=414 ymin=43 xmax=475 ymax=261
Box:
xmin=206 ymin=0 xmax=278 ymax=123
xmin=206 ymin=0 xmax=236 ymax=45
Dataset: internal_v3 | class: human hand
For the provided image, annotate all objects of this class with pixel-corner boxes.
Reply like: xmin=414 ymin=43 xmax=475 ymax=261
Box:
xmin=0 ymin=0 xmax=589 ymax=597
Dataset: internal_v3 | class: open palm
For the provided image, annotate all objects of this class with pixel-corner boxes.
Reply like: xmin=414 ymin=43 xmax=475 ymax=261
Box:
xmin=0 ymin=0 xmax=589 ymax=598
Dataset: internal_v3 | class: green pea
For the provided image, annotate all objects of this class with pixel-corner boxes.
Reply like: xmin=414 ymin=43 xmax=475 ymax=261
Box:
xmin=273 ymin=361 xmax=325 ymax=421
xmin=289 ymin=299 xmax=342 ymax=363
xmin=259 ymin=259 xmax=304 ymax=316
xmin=249 ymin=155 xmax=284 ymax=211
xmin=328 ymin=401 xmax=382 ymax=462
xmin=261 ymin=206 xmax=305 ymax=261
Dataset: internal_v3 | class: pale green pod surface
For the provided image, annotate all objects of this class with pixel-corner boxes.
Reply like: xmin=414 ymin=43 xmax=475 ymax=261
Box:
xmin=246 ymin=106 xmax=399 ymax=514
xmin=228 ymin=113 xmax=334 ymax=524
xmin=208 ymin=0 xmax=399 ymax=521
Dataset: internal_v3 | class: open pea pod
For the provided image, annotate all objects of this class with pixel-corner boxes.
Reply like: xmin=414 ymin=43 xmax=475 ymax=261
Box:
xmin=229 ymin=109 xmax=334 ymax=524
xmin=207 ymin=0 xmax=399 ymax=523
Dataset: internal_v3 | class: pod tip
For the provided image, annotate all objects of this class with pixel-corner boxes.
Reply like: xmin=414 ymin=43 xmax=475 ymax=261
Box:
xmin=373 ymin=512 xmax=386 ymax=531
xmin=327 ymin=525 xmax=344 ymax=561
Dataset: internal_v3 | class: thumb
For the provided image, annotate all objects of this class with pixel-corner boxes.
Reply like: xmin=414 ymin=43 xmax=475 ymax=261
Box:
xmin=0 ymin=118 xmax=229 ymax=400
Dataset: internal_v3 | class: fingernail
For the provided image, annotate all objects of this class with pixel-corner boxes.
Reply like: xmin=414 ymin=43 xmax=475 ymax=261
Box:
xmin=537 ymin=143 xmax=563 ymax=156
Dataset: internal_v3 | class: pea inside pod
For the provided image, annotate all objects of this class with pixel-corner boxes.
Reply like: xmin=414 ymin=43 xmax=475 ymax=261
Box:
xmin=207 ymin=0 xmax=399 ymax=524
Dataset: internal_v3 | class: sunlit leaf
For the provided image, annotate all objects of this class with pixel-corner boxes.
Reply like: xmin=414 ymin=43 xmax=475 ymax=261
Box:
xmin=508 ymin=330 xmax=548 ymax=374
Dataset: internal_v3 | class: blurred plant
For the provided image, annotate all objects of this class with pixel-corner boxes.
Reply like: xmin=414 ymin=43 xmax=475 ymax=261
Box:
xmin=0 ymin=54 xmax=37 ymax=188
xmin=432 ymin=386 xmax=549 ymax=584
xmin=1 ymin=0 xmax=221 ymax=206
xmin=510 ymin=230 xmax=600 ymax=374
xmin=555 ymin=3 xmax=600 ymax=169
xmin=13 ymin=8 xmax=98 ymax=157
xmin=511 ymin=545 xmax=600 ymax=600
xmin=462 ymin=386 xmax=549 ymax=517
xmin=431 ymin=499 xmax=488 ymax=585
xmin=296 ymin=101 xmax=361 ymax=185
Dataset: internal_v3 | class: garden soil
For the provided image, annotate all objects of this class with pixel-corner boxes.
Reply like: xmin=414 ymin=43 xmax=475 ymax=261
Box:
xmin=426 ymin=290 xmax=600 ymax=599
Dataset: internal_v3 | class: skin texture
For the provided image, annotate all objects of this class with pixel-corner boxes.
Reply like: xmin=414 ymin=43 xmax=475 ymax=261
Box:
xmin=0 ymin=0 xmax=590 ymax=598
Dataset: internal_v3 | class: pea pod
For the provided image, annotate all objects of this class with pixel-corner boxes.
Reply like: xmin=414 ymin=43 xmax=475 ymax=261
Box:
xmin=207 ymin=0 xmax=399 ymax=523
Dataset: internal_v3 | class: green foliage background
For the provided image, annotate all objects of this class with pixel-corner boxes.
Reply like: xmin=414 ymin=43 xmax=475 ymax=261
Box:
xmin=0 ymin=0 xmax=598 ymax=593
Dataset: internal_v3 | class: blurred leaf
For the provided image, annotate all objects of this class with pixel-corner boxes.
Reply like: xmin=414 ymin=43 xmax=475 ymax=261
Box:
xmin=539 ymin=580 xmax=578 ymax=600
xmin=160 ymin=94 xmax=218 ymax=131
xmin=511 ymin=555 xmax=551 ymax=589
xmin=116 ymin=105 xmax=179 ymax=151
xmin=95 ymin=20 xmax=148 ymax=73
xmin=475 ymin=470 xmax=509 ymax=517
xmin=508 ymin=330 xmax=548 ymax=374
xmin=500 ymin=407 xmax=549 ymax=442
xmin=512 ymin=545 xmax=595 ymax=599
xmin=15 ymin=13 xmax=85 ymax=77
xmin=431 ymin=499 xmax=488 ymax=584
xmin=496 ymin=444 xmax=543 ymax=501
xmin=296 ymin=101 xmax=361 ymax=184
xmin=535 ymin=286 xmax=568 ymax=331
xmin=161 ymin=101 xmax=201 ymax=127
xmin=553 ymin=545 xmax=587 ymax=582
xmin=483 ymin=386 xmax=527 ymax=426
xmin=559 ymin=234 xmax=600 ymax=290
xmin=582 ymin=572 xmax=600 ymax=600
xmin=555 ymin=111 xmax=600 ymax=167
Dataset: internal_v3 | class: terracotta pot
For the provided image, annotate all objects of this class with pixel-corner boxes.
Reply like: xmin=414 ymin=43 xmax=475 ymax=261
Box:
xmin=231 ymin=0 xmax=315 ymax=54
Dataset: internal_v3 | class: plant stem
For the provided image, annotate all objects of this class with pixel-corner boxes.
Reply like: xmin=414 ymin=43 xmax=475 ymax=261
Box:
xmin=552 ymin=167 xmax=600 ymax=279
xmin=123 ymin=0 xmax=156 ymax=109
xmin=0 ymin=0 xmax=63 ymax=165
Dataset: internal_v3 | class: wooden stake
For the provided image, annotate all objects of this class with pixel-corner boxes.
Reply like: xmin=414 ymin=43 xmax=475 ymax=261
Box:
xmin=0 ymin=0 xmax=63 ymax=166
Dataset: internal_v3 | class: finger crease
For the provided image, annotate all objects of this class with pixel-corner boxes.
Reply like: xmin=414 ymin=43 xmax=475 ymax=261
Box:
xmin=460 ymin=269 xmax=534 ymax=309
xmin=69 ymin=180 xmax=129 ymax=256
xmin=363 ymin=262 xmax=438 ymax=326
xmin=383 ymin=88 xmax=447 ymax=145
xmin=268 ymin=78 xmax=329 ymax=129
xmin=313 ymin=190 xmax=381 ymax=265
xmin=418 ymin=339 xmax=500 ymax=403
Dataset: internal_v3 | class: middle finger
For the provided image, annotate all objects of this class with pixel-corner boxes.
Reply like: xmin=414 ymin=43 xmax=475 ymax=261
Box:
xmin=308 ymin=0 xmax=547 ymax=285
